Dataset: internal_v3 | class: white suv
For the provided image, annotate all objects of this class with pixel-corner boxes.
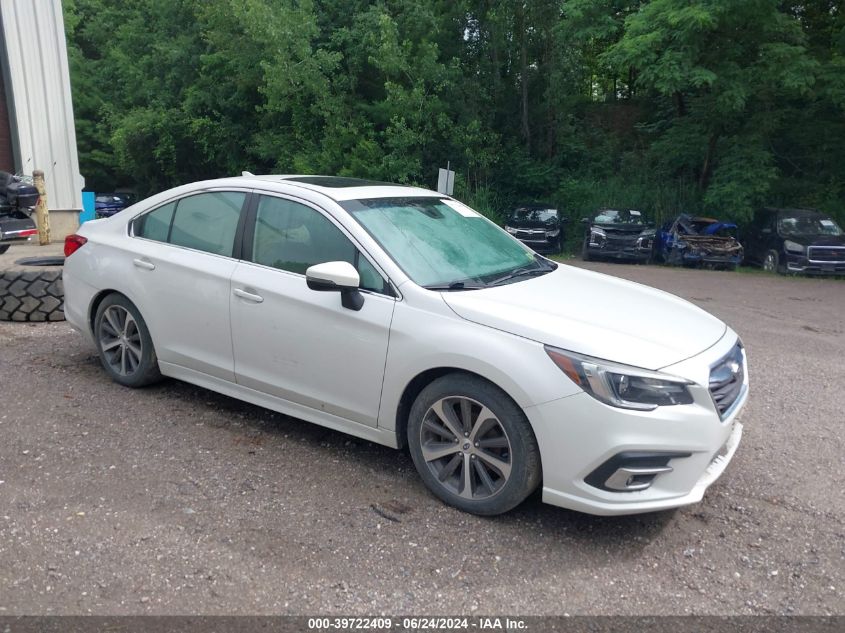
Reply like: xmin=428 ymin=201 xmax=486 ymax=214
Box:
xmin=62 ymin=175 xmax=748 ymax=516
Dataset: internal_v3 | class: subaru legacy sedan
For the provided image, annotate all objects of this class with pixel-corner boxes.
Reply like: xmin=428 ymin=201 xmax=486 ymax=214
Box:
xmin=63 ymin=175 xmax=748 ymax=516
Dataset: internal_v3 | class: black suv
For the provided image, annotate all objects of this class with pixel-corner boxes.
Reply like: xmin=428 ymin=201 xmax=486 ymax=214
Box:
xmin=744 ymin=207 xmax=845 ymax=275
xmin=581 ymin=208 xmax=655 ymax=262
xmin=504 ymin=204 xmax=566 ymax=253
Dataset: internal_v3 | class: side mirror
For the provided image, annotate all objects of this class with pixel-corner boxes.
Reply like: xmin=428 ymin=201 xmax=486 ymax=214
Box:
xmin=761 ymin=228 xmax=772 ymax=234
xmin=305 ymin=261 xmax=364 ymax=311
xmin=580 ymin=218 xmax=589 ymax=224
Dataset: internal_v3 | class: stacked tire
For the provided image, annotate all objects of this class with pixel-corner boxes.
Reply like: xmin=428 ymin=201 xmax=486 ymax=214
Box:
xmin=0 ymin=264 xmax=64 ymax=321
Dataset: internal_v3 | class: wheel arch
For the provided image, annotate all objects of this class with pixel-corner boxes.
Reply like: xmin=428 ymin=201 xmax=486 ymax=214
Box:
xmin=393 ymin=366 xmax=531 ymax=451
xmin=88 ymin=288 xmax=140 ymax=334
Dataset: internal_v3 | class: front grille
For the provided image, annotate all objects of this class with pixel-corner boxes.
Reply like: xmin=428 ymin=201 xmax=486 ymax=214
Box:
xmin=516 ymin=229 xmax=545 ymax=238
xmin=808 ymin=246 xmax=845 ymax=263
xmin=709 ymin=343 xmax=745 ymax=419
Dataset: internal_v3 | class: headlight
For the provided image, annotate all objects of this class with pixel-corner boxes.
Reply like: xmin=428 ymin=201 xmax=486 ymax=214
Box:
xmin=590 ymin=227 xmax=606 ymax=238
xmin=784 ymin=240 xmax=804 ymax=254
xmin=545 ymin=229 xmax=560 ymax=238
xmin=505 ymin=225 xmax=517 ymax=234
xmin=545 ymin=346 xmax=694 ymax=411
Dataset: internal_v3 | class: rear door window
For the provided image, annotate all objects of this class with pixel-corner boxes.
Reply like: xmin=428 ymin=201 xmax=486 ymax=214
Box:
xmin=134 ymin=192 xmax=246 ymax=257
xmin=169 ymin=192 xmax=245 ymax=257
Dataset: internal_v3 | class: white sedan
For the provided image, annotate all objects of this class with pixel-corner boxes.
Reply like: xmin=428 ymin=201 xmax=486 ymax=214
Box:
xmin=62 ymin=175 xmax=748 ymax=516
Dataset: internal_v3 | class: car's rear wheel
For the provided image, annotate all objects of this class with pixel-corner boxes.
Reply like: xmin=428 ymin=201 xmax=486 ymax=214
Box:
xmin=0 ymin=244 xmax=9 ymax=255
xmin=407 ymin=373 xmax=541 ymax=515
xmin=94 ymin=294 xmax=162 ymax=387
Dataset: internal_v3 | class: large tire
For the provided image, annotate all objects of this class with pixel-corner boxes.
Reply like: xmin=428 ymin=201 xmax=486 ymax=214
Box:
xmin=93 ymin=293 xmax=162 ymax=388
xmin=407 ymin=373 xmax=541 ymax=516
xmin=0 ymin=267 xmax=64 ymax=321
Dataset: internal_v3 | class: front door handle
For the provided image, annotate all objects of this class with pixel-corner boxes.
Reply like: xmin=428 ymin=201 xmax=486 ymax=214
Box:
xmin=133 ymin=258 xmax=155 ymax=271
xmin=233 ymin=288 xmax=264 ymax=303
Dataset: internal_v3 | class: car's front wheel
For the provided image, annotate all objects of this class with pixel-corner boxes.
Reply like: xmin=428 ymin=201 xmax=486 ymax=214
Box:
xmin=407 ymin=373 xmax=541 ymax=516
xmin=94 ymin=293 xmax=162 ymax=387
xmin=581 ymin=237 xmax=592 ymax=261
xmin=763 ymin=250 xmax=783 ymax=274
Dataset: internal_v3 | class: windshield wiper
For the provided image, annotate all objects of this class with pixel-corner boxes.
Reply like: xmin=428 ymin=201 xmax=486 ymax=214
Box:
xmin=422 ymin=281 xmax=485 ymax=291
xmin=488 ymin=260 xmax=555 ymax=286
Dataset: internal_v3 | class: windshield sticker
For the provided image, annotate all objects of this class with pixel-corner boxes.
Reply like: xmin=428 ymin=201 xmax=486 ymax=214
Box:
xmin=629 ymin=210 xmax=641 ymax=216
xmin=441 ymin=199 xmax=482 ymax=218
xmin=820 ymin=219 xmax=835 ymax=227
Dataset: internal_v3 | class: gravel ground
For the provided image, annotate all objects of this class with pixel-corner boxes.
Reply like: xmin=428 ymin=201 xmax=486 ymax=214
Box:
xmin=0 ymin=261 xmax=842 ymax=616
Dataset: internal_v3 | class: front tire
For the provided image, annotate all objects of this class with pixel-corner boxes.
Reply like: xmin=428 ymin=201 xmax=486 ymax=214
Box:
xmin=763 ymin=250 xmax=783 ymax=274
xmin=581 ymin=238 xmax=592 ymax=261
xmin=94 ymin=294 xmax=162 ymax=387
xmin=407 ymin=373 xmax=541 ymax=516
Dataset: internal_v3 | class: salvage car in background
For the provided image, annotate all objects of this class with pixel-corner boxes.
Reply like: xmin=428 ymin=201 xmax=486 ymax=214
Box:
xmin=581 ymin=208 xmax=655 ymax=262
xmin=654 ymin=214 xmax=743 ymax=270
xmin=62 ymin=175 xmax=747 ymax=517
xmin=504 ymin=203 xmax=566 ymax=253
xmin=95 ymin=194 xmax=128 ymax=218
xmin=0 ymin=172 xmax=39 ymax=254
xmin=743 ymin=208 xmax=845 ymax=275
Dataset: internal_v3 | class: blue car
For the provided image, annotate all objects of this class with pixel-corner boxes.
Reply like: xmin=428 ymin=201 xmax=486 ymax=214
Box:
xmin=654 ymin=214 xmax=743 ymax=270
xmin=94 ymin=194 xmax=128 ymax=218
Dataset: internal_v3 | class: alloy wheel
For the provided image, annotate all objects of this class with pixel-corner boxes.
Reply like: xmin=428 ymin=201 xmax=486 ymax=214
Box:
xmin=419 ymin=396 xmax=512 ymax=500
xmin=763 ymin=252 xmax=776 ymax=272
xmin=98 ymin=305 xmax=143 ymax=376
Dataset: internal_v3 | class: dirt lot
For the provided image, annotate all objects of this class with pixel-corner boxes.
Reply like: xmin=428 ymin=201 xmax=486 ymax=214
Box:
xmin=0 ymin=261 xmax=842 ymax=616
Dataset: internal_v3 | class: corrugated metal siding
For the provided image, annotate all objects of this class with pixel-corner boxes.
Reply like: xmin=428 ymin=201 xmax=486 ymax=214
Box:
xmin=0 ymin=0 xmax=82 ymax=210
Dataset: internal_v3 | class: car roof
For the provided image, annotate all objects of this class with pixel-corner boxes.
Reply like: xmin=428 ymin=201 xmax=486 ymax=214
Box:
xmin=241 ymin=174 xmax=442 ymax=202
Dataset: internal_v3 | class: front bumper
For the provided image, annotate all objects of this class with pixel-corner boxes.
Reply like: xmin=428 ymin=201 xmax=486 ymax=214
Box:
xmin=784 ymin=252 xmax=845 ymax=275
xmin=586 ymin=237 xmax=652 ymax=261
xmin=680 ymin=252 xmax=742 ymax=267
xmin=527 ymin=333 xmax=748 ymax=515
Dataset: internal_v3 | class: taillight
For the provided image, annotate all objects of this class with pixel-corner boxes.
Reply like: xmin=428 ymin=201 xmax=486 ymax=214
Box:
xmin=64 ymin=234 xmax=88 ymax=257
xmin=18 ymin=229 xmax=38 ymax=237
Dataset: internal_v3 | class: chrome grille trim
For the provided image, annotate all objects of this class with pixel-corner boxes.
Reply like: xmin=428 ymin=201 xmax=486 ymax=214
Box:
xmin=808 ymin=245 xmax=845 ymax=263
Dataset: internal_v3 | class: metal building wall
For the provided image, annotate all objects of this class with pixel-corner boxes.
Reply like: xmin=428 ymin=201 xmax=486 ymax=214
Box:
xmin=0 ymin=0 xmax=82 ymax=211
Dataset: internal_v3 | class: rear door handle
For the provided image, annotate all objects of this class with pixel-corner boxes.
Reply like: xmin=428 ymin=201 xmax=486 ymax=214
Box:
xmin=133 ymin=258 xmax=155 ymax=271
xmin=233 ymin=288 xmax=264 ymax=303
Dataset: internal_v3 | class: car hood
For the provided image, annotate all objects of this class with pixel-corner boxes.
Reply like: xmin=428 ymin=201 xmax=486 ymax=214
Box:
xmin=593 ymin=223 xmax=653 ymax=235
xmin=441 ymin=265 xmax=726 ymax=370
xmin=783 ymin=234 xmax=845 ymax=247
xmin=508 ymin=219 xmax=559 ymax=229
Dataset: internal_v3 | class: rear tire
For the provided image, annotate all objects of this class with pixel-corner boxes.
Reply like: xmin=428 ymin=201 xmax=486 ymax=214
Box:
xmin=407 ymin=373 xmax=541 ymax=516
xmin=0 ymin=244 xmax=9 ymax=255
xmin=94 ymin=293 xmax=162 ymax=387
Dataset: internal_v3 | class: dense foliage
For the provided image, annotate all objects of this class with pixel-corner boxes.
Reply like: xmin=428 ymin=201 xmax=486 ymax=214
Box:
xmin=65 ymin=0 xmax=845 ymax=226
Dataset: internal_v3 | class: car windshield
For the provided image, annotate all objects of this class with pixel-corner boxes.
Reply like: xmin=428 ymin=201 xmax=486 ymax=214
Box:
xmin=593 ymin=209 xmax=645 ymax=225
xmin=778 ymin=213 xmax=843 ymax=237
xmin=510 ymin=208 xmax=558 ymax=222
xmin=344 ymin=197 xmax=546 ymax=288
